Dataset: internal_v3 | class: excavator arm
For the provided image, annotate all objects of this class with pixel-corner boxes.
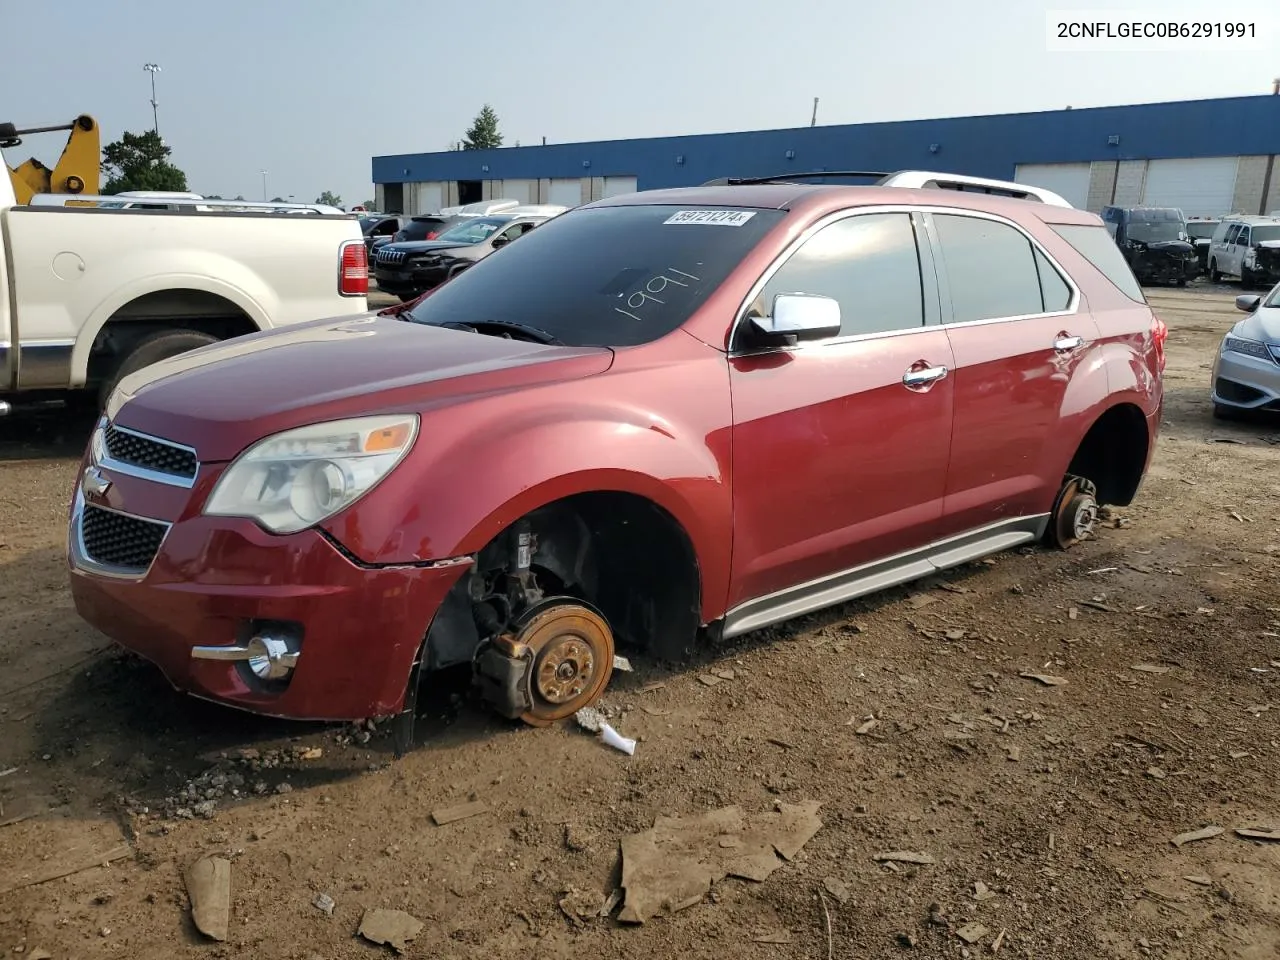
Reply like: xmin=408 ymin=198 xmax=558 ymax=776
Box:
xmin=2 ymin=114 xmax=100 ymax=204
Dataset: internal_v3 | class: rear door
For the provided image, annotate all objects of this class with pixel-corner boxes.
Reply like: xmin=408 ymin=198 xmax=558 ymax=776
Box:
xmin=927 ymin=210 xmax=1097 ymax=539
xmin=727 ymin=209 xmax=955 ymax=609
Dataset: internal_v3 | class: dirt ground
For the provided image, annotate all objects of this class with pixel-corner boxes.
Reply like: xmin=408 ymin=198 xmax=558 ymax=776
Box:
xmin=2 ymin=284 xmax=1279 ymax=960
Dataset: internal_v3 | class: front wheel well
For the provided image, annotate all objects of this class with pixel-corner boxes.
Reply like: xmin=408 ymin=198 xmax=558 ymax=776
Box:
xmin=1065 ymin=403 xmax=1150 ymax=506
xmin=425 ymin=491 xmax=703 ymax=671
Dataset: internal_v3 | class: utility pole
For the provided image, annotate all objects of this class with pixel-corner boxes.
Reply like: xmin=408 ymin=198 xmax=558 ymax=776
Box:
xmin=810 ymin=97 xmax=819 ymax=127
xmin=260 ymin=169 xmax=268 ymax=201
xmin=143 ymin=63 xmax=161 ymax=135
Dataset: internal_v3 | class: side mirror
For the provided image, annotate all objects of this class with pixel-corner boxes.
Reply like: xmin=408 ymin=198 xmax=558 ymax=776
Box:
xmin=1236 ymin=294 xmax=1261 ymax=313
xmin=748 ymin=294 xmax=841 ymax=343
xmin=491 ymin=235 xmax=510 ymax=249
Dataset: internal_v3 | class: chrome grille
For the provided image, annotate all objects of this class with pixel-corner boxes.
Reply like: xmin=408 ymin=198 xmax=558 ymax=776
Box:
xmin=377 ymin=249 xmax=407 ymax=265
xmin=103 ymin=423 xmax=197 ymax=480
xmin=80 ymin=504 xmax=168 ymax=571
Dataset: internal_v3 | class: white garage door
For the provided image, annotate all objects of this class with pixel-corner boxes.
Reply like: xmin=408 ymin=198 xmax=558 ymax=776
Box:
xmin=414 ymin=182 xmax=443 ymax=214
xmin=1142 ymin=158 xmax=1239 ymax=218
xmin=497 ymin=179 xmax=533 ymax=203
xmin=602 ymin=176 xmax=638 ymax=198
xmin=549 ymin=179 xmax=582 ymax=207
xmin=1014 ymin=163 xmax=1091 ymax=209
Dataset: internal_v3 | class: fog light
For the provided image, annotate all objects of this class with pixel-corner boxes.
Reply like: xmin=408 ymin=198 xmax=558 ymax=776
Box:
xmin=246 ymin=634 xmax=299 ymax=680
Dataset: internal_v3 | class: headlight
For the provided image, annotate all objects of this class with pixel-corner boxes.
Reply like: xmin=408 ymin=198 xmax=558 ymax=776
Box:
xmin=1223 ymin=335 xmax=1273 ymax=362
xmin=204 ymin=415 xmax=419 ymax=534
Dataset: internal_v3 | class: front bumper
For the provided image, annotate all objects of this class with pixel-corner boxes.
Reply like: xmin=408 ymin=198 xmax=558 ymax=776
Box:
xmin=372 ymin=263 xmax=449 ymax=295
xmin=1134 ymin=258 xmax=1194 ymax=283
xmin=1211 ymin=343 xmax=1280 ymax=412
xmin=68 ymin=495 xmax=469 ymax=720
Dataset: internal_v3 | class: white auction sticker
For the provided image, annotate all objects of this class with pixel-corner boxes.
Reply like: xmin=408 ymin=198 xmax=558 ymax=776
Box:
xmin=663 ymin=209 xmax=757 ymax=226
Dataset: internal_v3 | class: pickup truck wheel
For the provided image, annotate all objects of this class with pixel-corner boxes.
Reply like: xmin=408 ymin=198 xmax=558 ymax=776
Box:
xmin=513 ymin=602 xmax=615 ymax=727
xmin=98 ymin=330 xmax=220 ymax=409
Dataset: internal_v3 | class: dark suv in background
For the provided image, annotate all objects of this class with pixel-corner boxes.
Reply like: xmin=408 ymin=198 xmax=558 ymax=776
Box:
xmin=1100 ymin=206 xmax=1196 ymax=286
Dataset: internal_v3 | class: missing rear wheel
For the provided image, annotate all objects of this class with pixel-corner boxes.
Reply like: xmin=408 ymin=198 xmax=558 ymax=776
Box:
xmin=1049 ymin=476 xmax=1099 ymax=550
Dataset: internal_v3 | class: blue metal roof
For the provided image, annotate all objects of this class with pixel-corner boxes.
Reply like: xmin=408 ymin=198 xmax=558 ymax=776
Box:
xmin=373 ymin=95 xmax=1280 ymax=190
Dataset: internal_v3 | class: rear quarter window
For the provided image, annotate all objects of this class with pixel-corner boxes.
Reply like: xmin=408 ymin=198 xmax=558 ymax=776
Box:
xmin=1050 ymin=223 xmax=1146 ymax=304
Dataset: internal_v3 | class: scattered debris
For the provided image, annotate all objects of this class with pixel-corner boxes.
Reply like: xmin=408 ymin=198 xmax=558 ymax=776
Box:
xmin=431 ymin=801 xmax=488 ymax=826
xmin=0 ymin=842 xmax=133 ymax=896
xmin=1147 ymin=767 xmax=1167 ymax=780
xmin=600 ymin=723 xmax=636 ymax=755
xmin=1171 ymin=825 xmax=1224 ymax=848
xmin=973 ymin=880 xmax=996 ymax=901
xmin=872 ymin=851 xmax=935 ymax=866
xmin=766 ymin=737 xmax=795 ymax=750
xmin=752 ymin=930 xmax=793 ymax=944
xmin=597 ymin=888 xmax=623 ymax=917
xmin=992 ymin=928 xmax=1007 ymax=953
xmin=1068 ymin=606 xmax=1079 ymax=620
xmin=855 ymin=717 xmax=879 ymax=736
xmin=714 ymin=668 xmax=736 ymax=681
xmin=184 ymin=854 xmax=231 ymax=942
xmin=312 ymin=892 xmax=335 ymax=916
xmin=823 ymin=876 xmax=851 ymax=904
xmin=575 ymin=707 xmax=605 ymax=732
xmin=1235 ymin=827 xmax=1280 ymax=842
xmin=1079 ymin=600 xmax=1115 ymax=613
xmin=1246 ymin=704 xmax=1272 ymax=716
xmin=819 ymin=888 xmax=834 ymax=959
xmin=357 ymin=908 xmax=423 ymax=954
xmin=617 ymin=800 xmax=823 ymax=923
xmin=1132 ymin=664 xmax=1172 ymax=675
xmin=1183 ymin=875 xmax=1213 ymax=886
xmin=1229 ymin=751 xmax=1251 ymax=760
xmin=640 ymin=682 xmax=666 ymax=693
xmin=1088 ymin=567 xmax=1119 ymax=575
xmin=0 ymin=766 xmax=18 ymax=778
xmin=613 ymin=655 xmax=633 ymax=672
xmin=641 ymin=705 xmax=671 ymax=717
xmin=1020 ymin=672 xmax=1068 ymax=687
xmin=957 ymin=921 xmax=990 ymax=945
xmin=299 ymin=747 xmax=322 ymax=761
xmin=698 ymin=674 xmax=722 ymax=687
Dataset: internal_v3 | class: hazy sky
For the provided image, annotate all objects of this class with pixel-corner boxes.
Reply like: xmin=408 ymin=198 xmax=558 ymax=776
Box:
xmin=2 ymin=0 xmax=1276 ymax=207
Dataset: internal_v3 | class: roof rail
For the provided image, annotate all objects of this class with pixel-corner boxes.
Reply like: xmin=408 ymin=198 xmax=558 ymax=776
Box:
xmin=26 ymin=193 xmax=352 ymax=215
xmin=701 ymin=171 xmax=890 ymax=186
xmin=878 ymin=171 xmax=1074 ymax=208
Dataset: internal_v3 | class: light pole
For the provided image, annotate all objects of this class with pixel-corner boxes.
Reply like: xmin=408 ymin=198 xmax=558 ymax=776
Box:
xmin=260 ymin=170 xmax=268 ymax=201
xmin=143 ymin=63 xmax=161 ymax=135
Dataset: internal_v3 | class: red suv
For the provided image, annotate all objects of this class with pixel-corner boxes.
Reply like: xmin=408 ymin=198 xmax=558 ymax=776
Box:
xmin=67 ymin=171 xmax=1165 ymax=740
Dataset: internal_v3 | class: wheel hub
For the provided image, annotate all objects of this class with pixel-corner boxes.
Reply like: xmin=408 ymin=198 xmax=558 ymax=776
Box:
xmin=535 ymin=636 xmax=596 ymax=705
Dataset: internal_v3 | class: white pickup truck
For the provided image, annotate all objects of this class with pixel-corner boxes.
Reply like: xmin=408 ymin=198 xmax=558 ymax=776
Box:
xmin=0 ymin=176 xmax=368 ymax=414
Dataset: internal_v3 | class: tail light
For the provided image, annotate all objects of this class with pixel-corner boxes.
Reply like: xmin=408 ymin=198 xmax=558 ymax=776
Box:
xmin=1151 ymin=313 xmax=1168 ymax=373
xmin=339 ymin=240 xmax=368 ymax=297
xmin=426 ymin=231 xmax=438 ymax=239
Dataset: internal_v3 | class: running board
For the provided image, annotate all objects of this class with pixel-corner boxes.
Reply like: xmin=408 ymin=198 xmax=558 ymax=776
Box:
xmin=721 ymin=515 xmax=1048 ymax=639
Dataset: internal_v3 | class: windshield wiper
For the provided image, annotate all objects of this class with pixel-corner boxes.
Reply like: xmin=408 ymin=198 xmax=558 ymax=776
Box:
xmin=438 ymin=319 xmax=563 ymax=345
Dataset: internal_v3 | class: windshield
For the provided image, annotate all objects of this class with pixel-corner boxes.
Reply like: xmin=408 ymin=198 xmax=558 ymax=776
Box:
xmin=435 ymin=216 xmax=509 ymax=244
xmin=1249 ymin=225 xmax=1280 ymax=243
xmin=1127 ymin=221 xmax=1185 ymax=243
xmin=1185 ymin=221 xmax=1217 ymax=239
xmin=405 ymin=204 xmax=786 ymax=347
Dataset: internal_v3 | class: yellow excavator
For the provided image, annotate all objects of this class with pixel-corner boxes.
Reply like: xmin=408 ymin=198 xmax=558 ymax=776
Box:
xmin=1 ymin=114 xmax=100 ymax=203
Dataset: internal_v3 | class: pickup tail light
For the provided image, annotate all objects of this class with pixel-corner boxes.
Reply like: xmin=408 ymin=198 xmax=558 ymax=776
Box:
xmin=1151 ymin=313 xmax=1168 ymax=373
xmin=339 ymin=240 xmax=368 ymax=297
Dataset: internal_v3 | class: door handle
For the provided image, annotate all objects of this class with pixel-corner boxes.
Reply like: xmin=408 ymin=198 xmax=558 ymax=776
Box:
xmin=1054 ymin=334 xmax=1084 ymax=351
xmin=902 ymin=364 xmax=948 ymax=388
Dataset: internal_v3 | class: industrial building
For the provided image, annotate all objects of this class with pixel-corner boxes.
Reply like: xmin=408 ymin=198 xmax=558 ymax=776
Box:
xmin=372 ymin=94 xmax=1280 ymax=219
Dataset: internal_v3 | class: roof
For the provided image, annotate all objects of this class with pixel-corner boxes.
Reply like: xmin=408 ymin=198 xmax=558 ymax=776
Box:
xmin=586 ymin=183 xmax=1101 ymax=225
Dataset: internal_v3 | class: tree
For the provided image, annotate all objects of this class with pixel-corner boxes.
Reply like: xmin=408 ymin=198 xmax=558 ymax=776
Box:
xmin=461 ymin=104 xmax=502 ymax=150
xmin=363 ymin=198 xmax=375 ymax=210
xmin=316 ymin=190 xmax=343 ymax=207
xmin=101 ymin=129 xmax=189 ymax=193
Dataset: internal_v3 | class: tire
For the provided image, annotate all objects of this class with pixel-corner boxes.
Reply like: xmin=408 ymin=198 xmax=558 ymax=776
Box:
xmin=98 ymin=329 xmax=220 ymax=410
xmin=1209 ymin=259 xmax=1221 ymax=283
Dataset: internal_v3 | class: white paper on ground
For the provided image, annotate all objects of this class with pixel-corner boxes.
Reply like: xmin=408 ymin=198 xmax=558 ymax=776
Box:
xmin=599 ymin=723 xmax=636 ymax=755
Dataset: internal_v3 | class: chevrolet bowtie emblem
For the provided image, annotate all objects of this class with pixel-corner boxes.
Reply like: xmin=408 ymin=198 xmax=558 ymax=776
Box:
xmin=82 ymin=465 xmax=111 ymax=499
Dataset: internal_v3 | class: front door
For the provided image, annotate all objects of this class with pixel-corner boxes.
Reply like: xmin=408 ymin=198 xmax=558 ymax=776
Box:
xmin=925 ymin=211 xmax=1100 ymax=539
xmin=728 ymin=210 xmax=955 ymax=610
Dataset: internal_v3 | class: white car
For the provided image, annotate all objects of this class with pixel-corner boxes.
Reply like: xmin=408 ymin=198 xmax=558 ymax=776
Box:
xmin=1211 ymin=287 xmax=1280 ymax=418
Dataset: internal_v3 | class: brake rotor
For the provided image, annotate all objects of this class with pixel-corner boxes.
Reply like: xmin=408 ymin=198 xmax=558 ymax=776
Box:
xmin=515 ymin=603 xmax=614 ymax=727
xmin=1050 ymin=477 xmax=1099 ymax=549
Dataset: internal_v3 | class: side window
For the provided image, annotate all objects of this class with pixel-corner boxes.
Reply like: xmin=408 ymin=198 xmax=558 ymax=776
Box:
xmin=1224 ymin=224 xmax=1241 ymax=245
xmin=1237 ymin=227 xmax=1251 ymax=246
xmin=1050 ymin=224 xmax=1145 ymax=303
xmin=933 ymin=214 xmax=1045 ymax=323
xmin=753 ymin=212 xmax=924 ymax=338
xmin=1034 ymin=248 xmax=1072 ymax=312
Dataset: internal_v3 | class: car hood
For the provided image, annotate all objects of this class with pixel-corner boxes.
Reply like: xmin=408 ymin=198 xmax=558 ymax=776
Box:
xmin=1256 ymin=240 xmax=1280 ymax=251
xmin=1137 ymin=239 xmax=1195 ymax=256
xmin=1235 ymin=306 xmax=1280 ymax=345
xmin=107 ymin=313 xmax=614 ymax=462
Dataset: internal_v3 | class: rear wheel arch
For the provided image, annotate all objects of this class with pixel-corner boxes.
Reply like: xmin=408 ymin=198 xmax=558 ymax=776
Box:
xmin=1062 ymin=402 xmax=1151 ymax=507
